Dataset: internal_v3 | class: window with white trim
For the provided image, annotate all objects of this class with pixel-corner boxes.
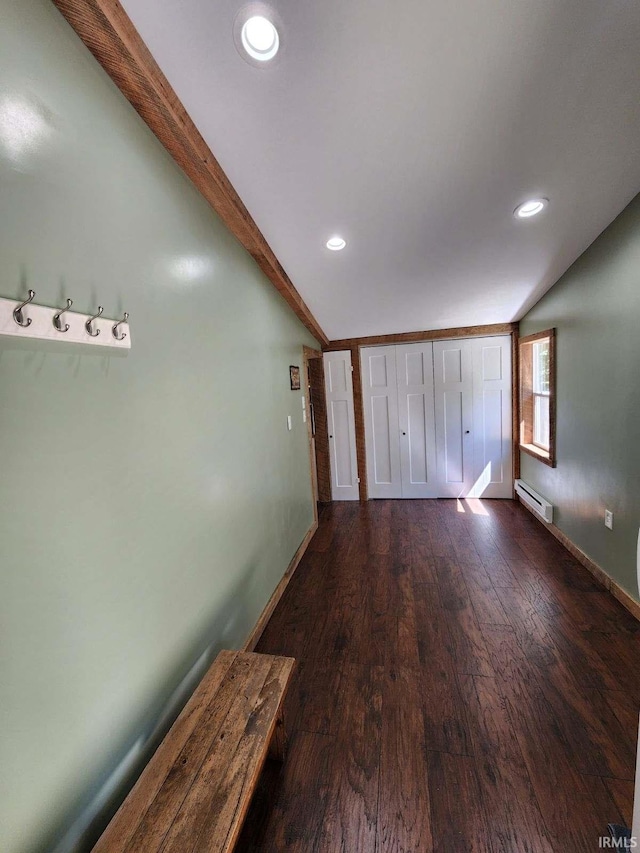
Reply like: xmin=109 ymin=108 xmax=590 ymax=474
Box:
xmin=519 ymin=329 xmax=556 ymax=467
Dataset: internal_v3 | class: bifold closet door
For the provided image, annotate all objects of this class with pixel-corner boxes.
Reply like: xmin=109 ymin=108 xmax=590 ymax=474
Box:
xmin=363 ymin=336 xmax=512 ymax=500
xmin=360 ymin=345 xmax=402 ymax=498
xmin=433 ymin=336 xmax=512 ymax=498
xmin=396 ymin=343 xmax=438 ymax=497
xmin=468 ymin=335 xmax=512 ymax=498
xmin=323 ymin=350 xmax=359 ymax=500
xmin=433 ymin=339 xmax=475 ymax=497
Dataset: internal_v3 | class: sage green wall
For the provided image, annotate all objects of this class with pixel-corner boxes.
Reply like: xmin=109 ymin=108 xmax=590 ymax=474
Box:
xmin=520 ymin=192 xmax=640 ymax=602
xmin=0 ymin=2 xmax=318 ymax=851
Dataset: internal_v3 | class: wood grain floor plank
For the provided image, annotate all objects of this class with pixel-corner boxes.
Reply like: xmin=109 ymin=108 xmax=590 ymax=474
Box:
xmin=495 ymin=583 xmax=621 ymax=692
xmin=405 ymin=500 xmax=439 ymax=585
xmin=600 ymin=689 xmax=640 ymax=740
xmin=306 ymin=532 xmax=368 ymax=666
xmin=414 ymin=583 xmax=473 ymax=756
xmin=377 ymin=666 xmax=433 ymax=853
xmin=308 ymin=502 xmax=359 ymax=553
xmin=426 ymin=750 xmax=494 ymax=853
xmin=437 ymin=506 xmax=512 ymax=626
xmin=236 ymin=731 xmax=335 ymax=852
xmin=565 ymin=588 xmax=640 ymax=635
xmin=316 ymin=663 xmax=383 ymax=853
xmin=386 ymin=567 xmax=422 ymax=670
xmin=292 ymin=660 xmax=344 ymax=736
xmin=243 ymin=499 xmax=640 ymax=851
xmin=425 ymin=503 xmax=453 ymax=559
xmin=482 ymin=615 xmax=633 ymax=780
xmin=515 ymin=534 xmax=600 ymax=593
xmin=540 ymin=608 xmax=624 ymax=692
xmin=359 ymin=555 xmax=394 ymax=668
xmin=582 ymin=630 xmax=640 ymax=701
xmin=497 ymin=673 xmax=617 ymax=850
xmin=435 ymin=556 xmax=494 ymax=677
xmin=461 ymin=513 xmax=523 ymax=588
xmin=600 ymin=775 xmax=635 ymax=827
xmin=364 ymin=500 xmax=392 ymax=555
xmin=459 ymin=673 xmax=554 ymax=852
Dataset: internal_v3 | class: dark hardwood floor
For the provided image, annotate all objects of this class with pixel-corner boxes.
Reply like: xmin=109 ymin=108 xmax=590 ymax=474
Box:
xmin=238 ymin=499 xmax=639 ymax=852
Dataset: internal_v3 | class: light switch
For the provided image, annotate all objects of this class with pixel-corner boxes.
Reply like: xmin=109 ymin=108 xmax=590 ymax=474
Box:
xmin=605 ymin=509 xmax=613 ymax=530
xmin=287 ymin=415 xmax=292 ymax=431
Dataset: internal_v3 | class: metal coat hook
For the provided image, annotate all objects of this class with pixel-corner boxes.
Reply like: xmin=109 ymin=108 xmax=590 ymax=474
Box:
xmin=53 ymin=298 xmax=73 ymax=333
xmin=13 ymin=290 xmax=35 ymax=328
xmin=112 ymin=312 xmax=129 ymax=341
xmin=85 ymin=306 xmax=103 ymax=337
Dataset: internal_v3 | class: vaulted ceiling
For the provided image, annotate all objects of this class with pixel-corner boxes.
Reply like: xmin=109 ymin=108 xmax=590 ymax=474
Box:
xmin=121 ymin=0 xmax=640 ymax=340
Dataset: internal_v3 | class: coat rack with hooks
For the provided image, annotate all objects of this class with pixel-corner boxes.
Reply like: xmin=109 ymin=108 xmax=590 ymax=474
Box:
xmin=0 ymin=292 xmax=131 ymax=349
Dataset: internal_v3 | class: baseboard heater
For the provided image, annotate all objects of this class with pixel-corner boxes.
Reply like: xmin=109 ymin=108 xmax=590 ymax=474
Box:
xmin=514 ymin=479 xmax=554 ymax=523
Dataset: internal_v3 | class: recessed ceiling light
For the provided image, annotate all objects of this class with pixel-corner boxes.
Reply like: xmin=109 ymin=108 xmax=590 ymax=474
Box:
xmin=326 ymin=236 xmax=346 ymax=251
xmin=241 ymin=15 xmax=279 ymax=61
xmin=514 ymin=198 xmax=548 ymax=219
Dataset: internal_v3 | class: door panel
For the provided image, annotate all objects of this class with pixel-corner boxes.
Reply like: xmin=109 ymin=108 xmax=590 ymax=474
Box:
xmin=407 ymin=395 xmax=427 ymax=481
xmin=469 ymin=336 xmax=512 ymax=498
xmin=361 ymin=336 xmax=513 ymax=500
xmin=433 ymin=339 xmax=474 ymax=497
xmin=323 ymin=351 xmax=359 ymax=500
xmin=361 ymin=345 xmax=401 ymax=498
xmin=396 ymin=342 xmax=437 ymax=497
xmin=330 ymin=400 xmax=352 ymax=487
xmin=371 ymin=395 xmax=394 ymax=485
xmin=444 ymin=391 xmax=464 ymax=483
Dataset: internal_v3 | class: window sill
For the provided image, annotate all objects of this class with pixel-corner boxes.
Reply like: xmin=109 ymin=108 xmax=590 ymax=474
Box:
xmin=520 ymin=443 xmax=556 ymax=468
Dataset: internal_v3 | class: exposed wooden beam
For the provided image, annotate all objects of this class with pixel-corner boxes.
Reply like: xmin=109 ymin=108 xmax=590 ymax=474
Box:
xmin=324 ymin=322 xmax=517 ymax=351
xmin=51 ymin=0 xmax=329 ymax=346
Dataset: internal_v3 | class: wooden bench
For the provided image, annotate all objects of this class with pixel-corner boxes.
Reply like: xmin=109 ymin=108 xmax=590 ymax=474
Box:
xmin=93 ymin=650 xmax=295 ymax=853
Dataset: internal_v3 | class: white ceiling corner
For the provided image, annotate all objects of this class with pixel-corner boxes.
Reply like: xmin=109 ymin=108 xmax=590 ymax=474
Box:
xmin=121 ymin=0 xmax=640 ymax=340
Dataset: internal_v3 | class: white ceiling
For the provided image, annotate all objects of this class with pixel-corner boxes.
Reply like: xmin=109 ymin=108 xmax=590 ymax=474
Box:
xmin=121 ymin=0 xmax=640 ymax=340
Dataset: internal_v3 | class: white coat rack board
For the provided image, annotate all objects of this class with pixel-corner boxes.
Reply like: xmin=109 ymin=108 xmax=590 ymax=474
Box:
xmin=0 ymin=292 xmax=131 ymax=350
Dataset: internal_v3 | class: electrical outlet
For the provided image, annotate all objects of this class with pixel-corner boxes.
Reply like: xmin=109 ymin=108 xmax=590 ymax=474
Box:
xmin=604 ymin=509 xmax=613 ymax=530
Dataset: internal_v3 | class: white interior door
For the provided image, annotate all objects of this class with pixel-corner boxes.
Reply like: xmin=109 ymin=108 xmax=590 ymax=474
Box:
xmin=433 ymin=339 xmax=475 ymax=497
xmin=361 ymin=345 xmax=402 ymax=498
xmin=469 ymin=335 xmax=513 ymax=498
xmin=396 ymin=342 xmax=438 ymax=497
xmin=323 ymin=351 xmax=359 ymax=500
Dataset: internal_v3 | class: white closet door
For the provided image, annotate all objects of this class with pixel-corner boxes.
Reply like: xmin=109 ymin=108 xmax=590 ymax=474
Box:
xmin=323 ymin=351 xmax=359 ymax=500
xmin=469 ymin=335 xmax=512 ymax=498
xmin=361 ymin=345 xmax=402 ymax=498
xmin=433 ymin=339 xmax=475 ymax=497
xmin=396 ymin=342 xmax=438 ymax=498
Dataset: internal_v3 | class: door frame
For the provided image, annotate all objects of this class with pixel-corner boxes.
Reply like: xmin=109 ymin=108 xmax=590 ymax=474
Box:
xmin=323 ymin=323 xmax=519 ymax=500
xmin=303 ymin=345 xmax=323 ymax=523
xmin=322 ymin=349 xmax=360 ymax=501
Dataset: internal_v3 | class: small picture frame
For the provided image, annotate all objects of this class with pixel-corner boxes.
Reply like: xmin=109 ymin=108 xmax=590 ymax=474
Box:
xmin=289 ymin=365 xmax=301 ymax=391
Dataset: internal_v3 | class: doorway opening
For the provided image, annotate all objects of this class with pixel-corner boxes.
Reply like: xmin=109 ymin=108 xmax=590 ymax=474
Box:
xmin=302 ymin=347 xmax=331 ymax=512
